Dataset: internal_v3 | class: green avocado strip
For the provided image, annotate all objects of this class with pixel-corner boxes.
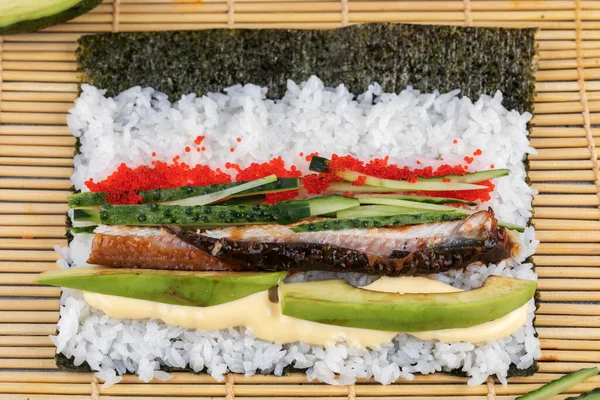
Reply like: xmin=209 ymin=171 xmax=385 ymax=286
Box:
xmin=36 ymin=267 xmax=287 ymax=307
xmin=280 ymin=276 xmax=537 ymax=332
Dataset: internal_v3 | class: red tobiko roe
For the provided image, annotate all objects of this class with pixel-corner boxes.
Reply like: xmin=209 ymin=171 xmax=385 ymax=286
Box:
xmin=88 ymin=157 xmax=304 ymax=205
xmin=416 ymin=180 xmax=495 ymax=203
xmin=302 ymin=173 xmax=343 ymax=194
xmin=264 ymin=190 xmax=300 ymax=204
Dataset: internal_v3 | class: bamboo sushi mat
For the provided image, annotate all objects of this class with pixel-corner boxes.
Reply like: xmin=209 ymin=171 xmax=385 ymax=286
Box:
xmin=0 ymin=0 xmax=600 ymax=399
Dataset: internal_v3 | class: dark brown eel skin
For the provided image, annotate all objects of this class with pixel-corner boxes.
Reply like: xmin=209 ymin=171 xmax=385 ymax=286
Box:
xmin=162 ymin=213 xmax=515 ymax=276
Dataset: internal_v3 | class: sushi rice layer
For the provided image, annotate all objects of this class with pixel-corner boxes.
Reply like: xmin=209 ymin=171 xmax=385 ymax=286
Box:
xmin=55 ymin=76 xmax=539 ymax=387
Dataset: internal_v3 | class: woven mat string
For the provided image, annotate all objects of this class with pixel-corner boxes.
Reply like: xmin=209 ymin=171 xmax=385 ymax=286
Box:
xmin=227 ymin=0 xmax=235 ymax=29
xmin=341 ymin=0 xmax=349 ymax=27
xmin=347 ymin=383 xmax=356 ymax=400
xmin=463 ymin=0 xmax=473 ymax=26
xmin=486 ymin=377 xmax=496 ymax=400
xmin=91 ymin=374 xmax=101 ymax=400
xmin=225 ymin=373 xmax=235 ymax=399
xmin=112 ymin=0 xmax=120 ymax=33
xmin=574 ymin=0 xmax=600 ymax=216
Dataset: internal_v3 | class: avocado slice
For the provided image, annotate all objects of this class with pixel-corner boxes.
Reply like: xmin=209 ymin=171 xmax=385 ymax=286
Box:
xmin=36 ymin=267 xmax=287 ymax=307
xmin=0 ymin=0 xmax=101 ymax=35
xmin=280 ymin=276 xmax=536 ymax=332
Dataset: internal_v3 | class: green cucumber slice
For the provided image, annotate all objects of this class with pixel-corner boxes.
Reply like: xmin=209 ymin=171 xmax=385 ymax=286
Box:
xmin=74 ymin=202 xmax=311 ymax=227
xmin=291 ymin=211 xmax=463 ymax=232
xmin=336 ymin=205 xmax=423 ymax=219
xmin=307 ymin=195 xmax=360 ymax=216
xmin=337 ymin=170 xmax=487 ymax=192
xmin=162 ymin=175 xmax=277 ymax=206
xmin=516 ymin=367 xmax=598 ymax=400
xmin=424 ymin=168 xmax=510 ymax=183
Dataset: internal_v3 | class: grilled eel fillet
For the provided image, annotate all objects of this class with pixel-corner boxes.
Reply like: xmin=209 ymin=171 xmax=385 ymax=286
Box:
xmin=88 ymin=209 xmax=516 ymax=276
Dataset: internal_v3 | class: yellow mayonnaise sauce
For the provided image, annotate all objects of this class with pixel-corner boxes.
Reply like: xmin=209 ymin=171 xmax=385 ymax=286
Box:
xmin=83 ymin=276 xmax=528 ymax=348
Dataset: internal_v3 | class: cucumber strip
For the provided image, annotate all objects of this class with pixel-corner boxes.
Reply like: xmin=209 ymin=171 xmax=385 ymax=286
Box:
xmin=566 ymin=388 xmax=600 ymax=400
xmin=162 ymin=175 xmax=277 ymax=206
xmin=233 ymin=178 xmax=299 ymax=197
xmin=516 ymin=367 xmax=598 ymax=400
xmin=291 ymin=211 xmax=463 ymax=232
xmin=356 ymin=196 xmax=460 ymax=212
xmin=337 ymin=205 xmax=421 ymax=219
xmin=68 ymin=177 xmax=298 ymax=208
xmin=307 ymin=195 xmax=360 ymax=216
xmin=327 ymin=183 xmax=477 ymax=205
xmin=74 ymin=202 xmax=311 ymax=227
xmin=214 ymin=195 xmax=266 ymax=206
xmin=424 ymin=168 xmax=510 ymax=183
xmin=356 ymin=196 xmax=525 ymax=232
xmin=338 ymin=170 xmax=487 ymax=192
xmin=308 ymin=156 xmax=330 ymax=173
xmin=69 ymin=225 xmax=97 ymax=234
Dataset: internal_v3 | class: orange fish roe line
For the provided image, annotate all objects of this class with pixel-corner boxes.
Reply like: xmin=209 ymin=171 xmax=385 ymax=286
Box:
xmin=228 ymin=157 xmax=302 ymax=181
xmin=264 ymin=190 xmax=299 ymax=204
xmin=416 ymin=180 xmax=494 ymax=202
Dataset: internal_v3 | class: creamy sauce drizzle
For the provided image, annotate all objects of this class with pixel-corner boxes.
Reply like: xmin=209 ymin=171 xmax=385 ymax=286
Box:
xmin=83 ymin=276 xmax=527 ymax=348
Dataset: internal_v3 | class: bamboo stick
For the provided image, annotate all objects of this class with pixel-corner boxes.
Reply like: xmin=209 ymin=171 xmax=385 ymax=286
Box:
xmin=0 ymin=180 xmax=71 ymax=190
xmin=121 ymin=3 xmax=229 ymax=13
xmin=1 ymin=82 xmax=77 ymax=93
xmin=539 ymin=350 xmax=600 ymax=362
xmin=0 ymin=189 xmax=69 ymax=202
xmin=537 ymin=266 xmax=600 ymax=278
xmin=530 ymin=127 xmax=600 ymax=138
xmin=2 ymin=71 xmax=80 ymax=83
xmin=0 ymin=359 xmax=57 ymax=369
xmin=119 ymin=13 xmax=230 ymax=23
xmin=537 ymin=68 xmax=600 ymax=81
xmin=540 ymin=339 xmax=600 ymax=351
xmin=539 ymin=362 xmax=600 ymax=373
xmin=0 ymin=113 xmax=67 ymax=125
xmin=538 ymin=57 xmax=600 ymax=70
xmin=42 ymin=24 xmax=113 ymax=33
xmin=0 ymin=215 xmax=70 ymax=227
xmin=0 ymin=336 xmax=54 ymax=347
xmin=0 ymin=250 xmax=59 ymax=262
xmin=533 ymin=195 xmax=598 ymax=207
xmin=67 ymin=13 xmax=113 ymax=24
xmin=532 ymin=183 xmax=598 ymax=193
xmin=2 ymin=43 xmax=77 ymax=52
xmin=0 ymin=203 xmax=68 ymax=215
xmin=0 ymin=165 xmax=72 ymax=178
xmin=537 ymin=243 xmax=600 ymax=255
xmin=538 ymin=327 xmax=600 ymax=340
xmin=541 ymin=291 xmax=600 ymax=302
xmin=0 ymin=300 xmax=58 ymax=311
xmin=538 ymin=303 xmax=600 ymax=315
xmin=534 ymin=255 xmax=600 ymax=266
xmin=0 ymin=262 xmax=58 ymax=272
xmin=533 ymin=219 xmax=600 ymax=230
xmin=0 ymin=312 xmax=59 ymax=324
xmin=0 ymin=135 xmax=75 ymax=147
xmin=534 ymin=207 xmax=600 ymax=220
xmin=0 ymin=145 xmax=73 ymax=158
xmin=529 ymin=138 xmax=596 ymax=148
xmin=0 ymin=157 xmax=73 ymax=166
xmin=0 ymin=227 xmax=67 ymax=238
xmin=1 ymin=52 xmax=76 ymax=62
xmin=537 ymin=80 xmax=600 ymax=92
xmin=0 ymin=324 xmax=58 ymax=335
xmin=0 ymin=286 xmax=60 ymax=298
xmin=1 ymin=102 xmax=73 ymax=114
xmin=1 ymin=92 xmax=77 ymax=102
xmin=0 ymin=371 xmax=92 ymax=383
xmin=528 ymin=170 xmax=596 ymax=181
xmin=0 ymin=239 xmax=66 ymax=250
xmin=0 ymin=274 xmax=40 ymax=285
xmin=536 ymin=231 xmax=600 ymax=242
xmin=1 ymin=61 xmax=77 ymax=72
xmin=0 ymin=347 xmax=55 ymax=359
xmin=529 ymin=161 xmax=594 ymax=171
xmin=528 ymin=148 xmax=593 ymax=159
xmin=0 ymin=125 xmax=70 ymax=136
xmin=534 ymin=101 xmax=584 ymax=113
xmin=538 ymin=278 xmax=600 ymax=290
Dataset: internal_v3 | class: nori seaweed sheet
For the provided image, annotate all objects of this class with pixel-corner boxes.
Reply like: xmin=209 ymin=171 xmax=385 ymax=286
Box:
xmin=63 ymin=23 xmax=538 ymax=378
xmin=77 ymin=24 xmax=536 ymax=113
